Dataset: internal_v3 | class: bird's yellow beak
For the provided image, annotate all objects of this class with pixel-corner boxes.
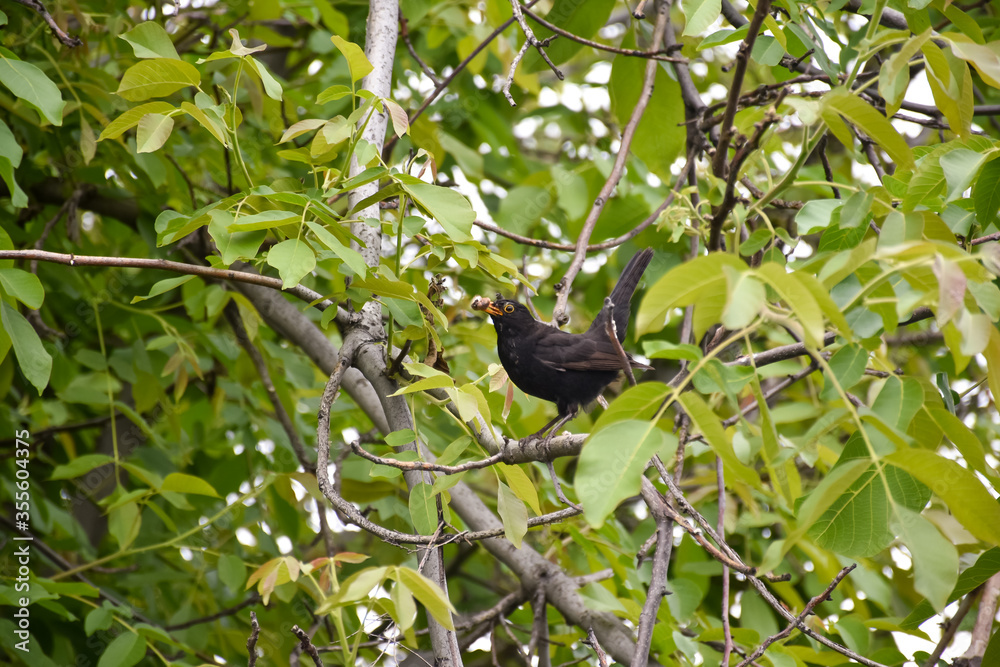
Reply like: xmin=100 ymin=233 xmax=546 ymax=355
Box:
xmin=472 ymin=296 xmax=503 ymax=316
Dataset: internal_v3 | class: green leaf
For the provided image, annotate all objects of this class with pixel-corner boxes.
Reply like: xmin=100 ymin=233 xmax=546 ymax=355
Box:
xmin=973 ymin=157 xmax=1000 ymax=228
xmin=892 ymin=506 xmax=958 ymax=612
xmin=1 ymin=300 xmax=52 ymax=394
xmin=117 ymin=59 xmax=201 ymax=101
xmin=398 ymin=179 xmax=475 ymax=242
xmin=209 ymin=211 xmax=265 ymax=265
xmin=0 ymin=157 xmax=26 ymax=207
xmin=97 ymin=633 xmax=147 ymax=667
xmin=821 ymin=344 xmax=868 ymax=400
xmin=99 ymin=101 xmax=176 ymax=140
xmin=306 ymin=221 xmax=368 ymax=276
xmin=0 ymin=117 xmax=22 ymax=166
xmin=392 ymin=580 xmax=417 ymax=631
xmin=497 ymin=463 xmax=541 ymax=515
xmin=131 ymin=275 xmax=196 ymax=303
xmin=330 ymin=35 xmax=373 ymax=83
xmin=408 ymin=482 xmax=438 ymax=535
xmin=885 ymin=448 xmax=1000 ymax=546
xmin=795 ymin=199 xmax=841 ymax=235
xmin=822 ymin=88 xmax=914 ymax=170
xmin=247 ymin=56 xmax=283 ymax=101
xmin=50 ymin=454 xmax=115 ymax=480
xmin=266 ymin=239 xmax=317 ymax=289
xmin=609 ymin=40 xmax=685 ymax=181
xmin=591 ymin=381 xmax=669 ymax=432
xmin=757 ymin=263 xmax=824 ymax=347
xmin=682 ymin=0 xmax=722 ymax=36
xmin=0 ymin=58 xmax=65 ymax=125
xmin=940 ymin=149 xmax=988 ymax=202
xmin=722 ymin=270 xmax=765 ymax=329
xmin=902 ymin=547 xmax=1000 ymax=629
xmin=808 ymin=433 xmax=931 ymax=557
xmin=576 ymin=420 xmax=675 ymax=527
xmin=637 ymin=253 xmax=746 ymax=336
xmin=120 ymin=22 xmax=180 ymax=59
xmin=108 ymin=501 xmax=141 ymax=550
xmin=180 ymin=101 xmax=229 ymax=147
xmin=229 ymin=209 xmax=299 ymax=231
xmin=394 ymin=567 xmax=456 ymax=630
xmin=85 ymin=607 xmax=114 ymax=636
xmin=218 ymin=554 xmax=246 ymax=593
xmin=135 ymin=112 xmax=174 ymax=153
xmin=497 ymin=482 xmax=527 ymax=547
xmin=0 ymin=268 xmax=43 ymax=308
xmin=161 ymin=472 xmax=220 ymax=497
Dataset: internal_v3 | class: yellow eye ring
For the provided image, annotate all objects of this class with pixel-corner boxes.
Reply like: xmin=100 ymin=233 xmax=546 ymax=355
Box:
xmin=504 ymin=303 xmax=514 ymax=313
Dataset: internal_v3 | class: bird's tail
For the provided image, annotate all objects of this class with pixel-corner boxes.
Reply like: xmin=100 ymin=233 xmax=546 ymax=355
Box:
xmin=588 ymin=248 xmax=654 ymax=341
xmin=609 ymin=247 xmax=654 ymax=307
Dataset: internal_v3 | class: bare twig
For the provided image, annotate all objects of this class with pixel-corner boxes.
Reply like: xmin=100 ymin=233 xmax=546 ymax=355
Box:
xmin=351 ymin=440 xmax=505 ymax=473
xmin=957 ymin=572 xmax=1000 ymax=665
xmin=711 ymin=0 xmax=772 ymax=178
xmin=522 ymin=5 xmax=683 ymax=62
xmin=0 ymin=249 xmax=352 ymax=325
xmin=247 ymin=611 xmax=260 ymax=667
xmin=290 ymin=625 xmax=324 ymax=667
xmin=717 ymin=458 xmax=733 ymax=666
xmin=735 ymin=564 xmax=857 ymax=667
xmin=551 ymin=0 xmax=669 ymax=326
xmin=603 ymin=298 xmax=637 ymax=386
xmin=921 ymin=586 xmax=980 ymax=667
xmin=584 ymin=627 xmax=610 ymax=667
xmin=815 ymin=135 xmax=841 ymax=199
xmin=473 ymin=155 xmax=692 ymax=253
xmin=632 ymin=485 xmax=674 ymax=666
xmin=503 ymin=0 xmax=564 ymax=106
xmin=400 ymin=14 xmax=440 ymax=84
xmin=10 ymin=0 xmax=83 ymax=47
xmin=168 ymin=595 xmax=260 ymax=632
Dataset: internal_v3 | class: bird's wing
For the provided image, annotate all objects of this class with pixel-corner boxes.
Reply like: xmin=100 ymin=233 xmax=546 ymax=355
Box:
xmin=533 ymin=333 xmax=636 ymax=372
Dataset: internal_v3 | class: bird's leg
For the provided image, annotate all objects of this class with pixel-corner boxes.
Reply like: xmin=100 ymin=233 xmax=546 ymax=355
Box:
xmin=533 ymin=409 xmax=579 ymax=507
xmin=546 ymin=460 xmax=580 ymax=509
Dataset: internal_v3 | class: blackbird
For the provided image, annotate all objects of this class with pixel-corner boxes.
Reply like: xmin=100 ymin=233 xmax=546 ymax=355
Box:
xmin=472 ymin=248 xmax=654 ymax=441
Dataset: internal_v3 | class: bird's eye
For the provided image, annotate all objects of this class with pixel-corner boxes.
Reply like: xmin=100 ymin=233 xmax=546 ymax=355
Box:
xmin=504 ymin=304 xmax=514 ymax=313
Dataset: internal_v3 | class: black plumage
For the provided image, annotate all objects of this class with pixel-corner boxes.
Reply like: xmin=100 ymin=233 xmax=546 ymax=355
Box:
xmin=474 ymin=248 xmax=654 ymax=439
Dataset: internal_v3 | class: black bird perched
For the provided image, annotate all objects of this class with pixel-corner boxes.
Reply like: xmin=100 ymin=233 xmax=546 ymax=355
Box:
xmin=472 ymin=248 xmax=654 ymax=442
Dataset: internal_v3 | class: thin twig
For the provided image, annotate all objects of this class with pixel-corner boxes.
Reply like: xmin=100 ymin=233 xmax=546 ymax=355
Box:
xmin=503 ymin=0 xmax=564 ymax=106
xmin=247 ymin=611 xmax=260 ymax=667
xmin=522 ymin=6 xmax=684 ymax=62
xmin=584 ymin=627 xmax=610 ymax=667
xmin=735 ymin=564 xmax=857 ymax=667
xmin=168 ymin=595 xmax=260 ymax=631
xmin=290 ymin=625 xmax=324 ymax=667
xmin=603 ymin=298 xmax=637 ymax=386
xmin=921 ymin=586 xmax=981 ymax=667
xmin=711 ymin=0 xmax=772 ymax=177
xmin=400 ymin=14 xmax=440 ymax=84
xmin=473 ymin=156 xmax=692 ymax=253
xmin=0 ymin=249 xmax=352 ymax=324
xmin=632 ymin=485 xmax=674 ymax=666
xmin=10 ymin=0 xmax=83 ymax=47
xmin=351 ymin=440 xmax=505 ymax=473
xmin=551 ymin=0 xmax=669 ymax=326
xmin=717 ymin=457 xmax=733 ymax=666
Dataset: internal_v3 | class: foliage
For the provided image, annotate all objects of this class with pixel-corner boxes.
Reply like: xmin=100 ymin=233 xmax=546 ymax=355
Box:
xmin=1 ymin=0 xmax=1000 ymax=666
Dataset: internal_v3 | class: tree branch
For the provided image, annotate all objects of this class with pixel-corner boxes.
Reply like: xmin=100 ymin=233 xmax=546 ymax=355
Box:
xmin=551 ymin=0 xmax=669 ymax=326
